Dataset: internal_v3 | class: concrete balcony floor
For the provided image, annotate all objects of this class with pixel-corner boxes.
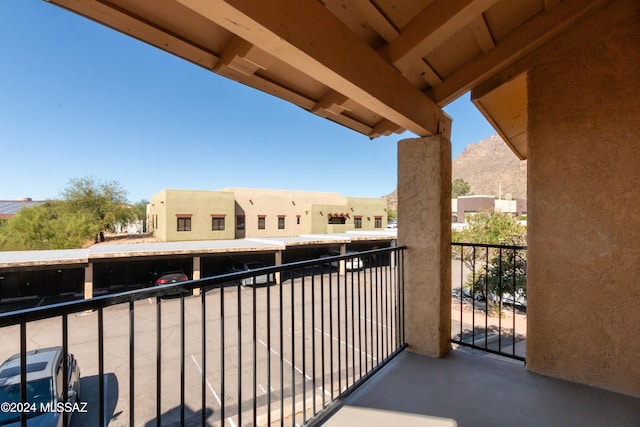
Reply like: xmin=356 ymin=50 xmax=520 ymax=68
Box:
xmin=321 ymin=347 xmax=640 ymax=427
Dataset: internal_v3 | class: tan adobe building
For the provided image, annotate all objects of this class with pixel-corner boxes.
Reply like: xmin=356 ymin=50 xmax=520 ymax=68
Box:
xmin=148 ymin=188 xmax=388 ymax=242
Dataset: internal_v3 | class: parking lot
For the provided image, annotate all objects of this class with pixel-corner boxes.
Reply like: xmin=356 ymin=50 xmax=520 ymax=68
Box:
xmin=0 ymin=266 xmax=401 ymax=426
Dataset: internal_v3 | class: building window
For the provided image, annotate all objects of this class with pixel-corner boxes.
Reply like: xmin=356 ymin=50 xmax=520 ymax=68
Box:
xmin=354 ymin=216 xmax=362 ymax=229
xmin=374 ymin=216 xmax=382 ymax=229
xmin=328 ymin=217 xmax=346 ymax=225
xmin=258 ymin=215 xmax=266 ymax=230
xmin=296 ymin=215 xmax=301 ymax=225
xmin=278 ymin=216 xmax=285 ymax=229
xmin=236 ymin=215 xmax=245 ymax=231
xmin=177 ymin=217 xmax=191 ymax=232
xmin=212 ymin=215 xmax=225 ymax=231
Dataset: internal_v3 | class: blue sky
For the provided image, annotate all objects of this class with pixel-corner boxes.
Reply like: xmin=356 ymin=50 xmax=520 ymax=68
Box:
xmin=0 ymin=0 xmax=496 ymax=203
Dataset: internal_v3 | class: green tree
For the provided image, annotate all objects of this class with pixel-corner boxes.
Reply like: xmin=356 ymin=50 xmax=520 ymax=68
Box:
xmin=0 ymin=177 xmax=137 ymax=250
xmin=61 ymin=177 xmax=135 ymax=233
xmin=0 ymin=201 xmax=101 ymax=250
xmin=453 ymin=209 xmax=525 ymax=246
xmin=132 ymin=199 xmax=149 ymax=231
xmin=452 ymin=210 xmax=527 ymax=306
xmin=452 ymin=178 xmax=471 ymax=197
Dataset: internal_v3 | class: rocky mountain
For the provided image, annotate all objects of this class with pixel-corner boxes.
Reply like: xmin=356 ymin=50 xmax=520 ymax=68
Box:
xmin=384 ymin=134 xmax=526 ymax=206
xmin=452 ymin=134 xmax=526 ymax=199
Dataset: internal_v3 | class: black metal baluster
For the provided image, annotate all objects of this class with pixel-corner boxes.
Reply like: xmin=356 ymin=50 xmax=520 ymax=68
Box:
xmin=336 ymin=264 xmax=341 ymax=393
xmin=311 ymin=265 xmax=317 ymax=415
xmin=350 ymin=263 xmax=356 ymax=385
xmin=180 ymin=295 xmax=185 ymax=425
xmin=329 ymin=265 xmax=335 ymax=399
xmin=62 ymin=314 xmax=69 ymax=427
xmin=220 ymin=278 xmax=225 ymax=425
xmin=357 ymin=263 xmax=363 ymax=379
xmin=267 ymin=268 xmax=272 ymax=426
xmin=98 ymin=308 xmax=105 ymax=427
xmin=291 ymin=272 xmax=296 ymax=427
xmin=253 ymin=279 xmax=257 ymax=427
xmin=363 ymin=258 xmax=369 ymax=373
xmin=156 ymin=298 xmax=162 ymax=427
xmin=20 ymin=322 xmax=26 ymax=427
xmin=129 ymin=301 xmax=135 ymax=426
xmin=498 ymin=247 xmax=503 ymax=353
xmin=279 ymin=270 xmax=284 ymax=427
xmin=201 ymin=288 xmax=207 ymax=427
xmin=459 ymin=245 xmax=464 ymax=346
xmin=375 ymin=254 xmax=380 ymax=365
xmin=302 ymin=267 xmax=307 ymax=422
xmin=237 ymin=280 xmax=242 ymax=427
xmin=472 ymin=246 xmax=476 ymax=346
xmin=485 ymin=246 xmax=489 ymax=349
xmin=320 ymin=266 xmax=326 ymax=408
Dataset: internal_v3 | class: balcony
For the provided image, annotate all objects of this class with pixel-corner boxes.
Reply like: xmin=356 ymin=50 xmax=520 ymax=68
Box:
xmin=0 ymin=248 xmax=406 ymax=426
xmin=0 ymin=246 xmax=638 ymax=426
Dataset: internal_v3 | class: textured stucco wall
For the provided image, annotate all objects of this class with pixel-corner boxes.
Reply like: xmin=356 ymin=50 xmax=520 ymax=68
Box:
xmin=527 ymin=0 xmax=640 ymax=396
xmin=150 ymin=189 xmax=236 ymax=242
xmin=398 ymin=135 xmax=451 ymax=356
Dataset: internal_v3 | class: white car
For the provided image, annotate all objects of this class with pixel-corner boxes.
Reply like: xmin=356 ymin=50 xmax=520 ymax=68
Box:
xmin=228 ymin=262 xmax=274 ymax=286
xmin=327 ymin=251 xmax=364 ymax=271
xmin=0 ymin=346 xmax=81 ymax=427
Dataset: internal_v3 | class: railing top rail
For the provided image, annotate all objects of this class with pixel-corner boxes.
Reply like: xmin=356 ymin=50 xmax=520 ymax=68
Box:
xmin=0 ymin=246 xmax=406 ymax=327
xmin=451 ymin=242 xmax=527 ymax=250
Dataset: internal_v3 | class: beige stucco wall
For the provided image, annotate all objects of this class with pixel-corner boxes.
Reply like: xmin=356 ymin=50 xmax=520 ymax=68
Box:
xmin=398 ymin=135 xmax=451 ymax=357
xmin=226 ymin=188 xmax=346 ymax=238
xmin=526 ymin=0 xmax=640 ymax=397
xmin=149 ymin=189 xmax=236 ymax=242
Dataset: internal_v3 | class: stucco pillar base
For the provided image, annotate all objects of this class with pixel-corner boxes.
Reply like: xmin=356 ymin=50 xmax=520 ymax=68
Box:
xmin=398 ymin=135 xmax=451 ymax=357
xmin=84 ymin=264 xmax=93 ymax=300
xmin=192 ymin=256 xmax=201 ymax=296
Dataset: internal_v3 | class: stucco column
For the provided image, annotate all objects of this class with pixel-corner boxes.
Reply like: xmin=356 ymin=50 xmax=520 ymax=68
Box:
xmin=398 ymin=135 xmax=451 ymax=357
xmin=84 ymin=264 xmax=93 ymax=300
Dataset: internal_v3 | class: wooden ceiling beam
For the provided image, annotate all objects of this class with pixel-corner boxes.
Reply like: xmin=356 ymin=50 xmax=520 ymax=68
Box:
xmin=429 ymin=0 xmax=611 ymax=105
xmin=176 ymin=0 xmax=449 ymax=137
xmin=469 ymin=14 xmax=495 ymax=54
xmin=47 ymin=0 xmax=219 ymax=70
xmin=379 ymin=0 xmax=499 ymax=67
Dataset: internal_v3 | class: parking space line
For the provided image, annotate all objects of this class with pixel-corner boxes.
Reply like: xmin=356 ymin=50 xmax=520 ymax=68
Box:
xmin=190 ymin=354 xmax=237 ymax=427
xmin=314 ymin=327 xmax=377 ymax=362
xmin=256 ymin=339 xmax=331 ymax=398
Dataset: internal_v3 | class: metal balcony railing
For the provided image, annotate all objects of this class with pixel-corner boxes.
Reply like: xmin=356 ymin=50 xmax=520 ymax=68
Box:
xmin=0 ymin=247 xmax=406 ymax=426
xmin=451 ymin=242 xmax=527 ymax=361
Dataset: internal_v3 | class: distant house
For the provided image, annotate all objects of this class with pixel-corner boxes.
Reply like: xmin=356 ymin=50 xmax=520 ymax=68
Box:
xmin=451 ymin=195 xmax=527 ymax=224
xmin=0 ymin=198 xmax=47 ymax=220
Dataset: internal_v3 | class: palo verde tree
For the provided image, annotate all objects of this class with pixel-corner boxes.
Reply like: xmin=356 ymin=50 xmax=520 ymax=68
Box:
xmin=452 ymin=210 xmax=527 ymax=305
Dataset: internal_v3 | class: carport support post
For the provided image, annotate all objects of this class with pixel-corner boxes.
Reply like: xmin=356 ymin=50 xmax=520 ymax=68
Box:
xmin=192 ymin=256 xmax=201 ymax=296
xmin=274 ymin=250 xmax=282 ymax=285
xmin=339 ymin=244 xmax=346 ymax=275
xmin=398 ymin=135 xmax=451 ymax=357
xmin=84 ymin=263 xmax=93 ymax=300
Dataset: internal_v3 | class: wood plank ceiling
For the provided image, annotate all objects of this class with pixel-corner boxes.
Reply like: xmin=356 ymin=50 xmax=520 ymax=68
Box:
xmin=45 ymin=0 xmax=610 ymax=159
